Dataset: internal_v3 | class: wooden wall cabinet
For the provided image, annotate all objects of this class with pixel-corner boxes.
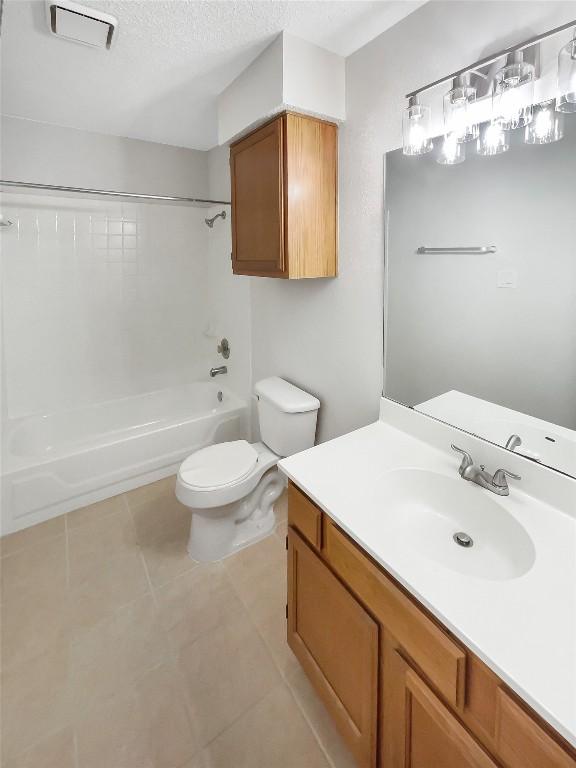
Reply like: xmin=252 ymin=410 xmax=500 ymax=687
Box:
xmin=286 ymin=481 xmax=576 ymax=768
xmin=230 ymin=112 xmax=338 ymax=278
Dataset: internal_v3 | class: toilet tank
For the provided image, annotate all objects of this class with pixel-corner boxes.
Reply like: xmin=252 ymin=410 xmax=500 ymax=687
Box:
xmin=255 ymin=377 xmax=320 ymax=457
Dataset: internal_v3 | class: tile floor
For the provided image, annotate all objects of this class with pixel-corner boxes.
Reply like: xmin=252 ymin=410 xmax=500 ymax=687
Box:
xmin=0 ymin=477 xmax=356 ymax=768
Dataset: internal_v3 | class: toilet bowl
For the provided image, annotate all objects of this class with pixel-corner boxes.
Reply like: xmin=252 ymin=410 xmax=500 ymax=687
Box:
xmin=176 ymin=377 xmax=320 ymax=561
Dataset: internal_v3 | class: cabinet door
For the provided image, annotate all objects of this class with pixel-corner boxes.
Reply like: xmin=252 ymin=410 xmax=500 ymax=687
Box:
xmin=287 ymin=528 xmax=378 ymax=768
xmin=230 ymin=116 xmax=285 ymax=276
xmin=386 ymin=647 xmax=499 ymax=768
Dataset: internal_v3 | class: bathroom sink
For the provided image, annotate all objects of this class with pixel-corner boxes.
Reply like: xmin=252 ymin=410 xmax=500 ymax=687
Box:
xmin=378 ymin=469 xmax=535 ymax=581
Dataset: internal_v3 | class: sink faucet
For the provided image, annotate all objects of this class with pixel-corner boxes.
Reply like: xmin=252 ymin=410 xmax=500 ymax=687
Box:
xmin=505 ymin=434 xmax=522 ymax=452
xmin=210 ymin=365 xmax=227 ymax=377
xmin=451 ymin=445 xmax=521 ymax=497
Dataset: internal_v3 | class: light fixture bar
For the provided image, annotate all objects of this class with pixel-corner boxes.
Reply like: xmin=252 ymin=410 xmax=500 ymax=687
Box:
xmin=406 ymin=18 xmax=576 ymax=99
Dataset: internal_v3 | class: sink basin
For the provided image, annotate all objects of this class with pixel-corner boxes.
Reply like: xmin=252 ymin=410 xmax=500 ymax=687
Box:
xmin=379 ymin=469 xmax=536 ymax=581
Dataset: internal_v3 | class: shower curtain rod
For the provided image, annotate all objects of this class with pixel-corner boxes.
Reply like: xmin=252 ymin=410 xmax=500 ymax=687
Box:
xmin=0 ymin=180 xmax=231 ymax=206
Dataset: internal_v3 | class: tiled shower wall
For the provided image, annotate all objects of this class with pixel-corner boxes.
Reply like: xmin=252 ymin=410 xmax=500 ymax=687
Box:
xmin=1 ymin=193 xmax=221 ymax=420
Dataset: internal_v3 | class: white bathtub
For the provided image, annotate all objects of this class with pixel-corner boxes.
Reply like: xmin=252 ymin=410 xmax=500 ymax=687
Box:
xmin=1 ymin=383 xmax=248 ymax=534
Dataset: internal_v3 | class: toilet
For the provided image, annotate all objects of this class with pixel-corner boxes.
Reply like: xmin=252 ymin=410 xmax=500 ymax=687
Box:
xmin=176 ymin=377 xmax=320 ymax=561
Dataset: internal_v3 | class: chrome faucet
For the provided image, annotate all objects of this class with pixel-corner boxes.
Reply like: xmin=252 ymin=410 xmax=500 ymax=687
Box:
xmin=505 ymin=434 xmax=522 ymax=452
xmin=210 ymin=365 xmax=227 ymax=377
xmin=451 ymin=445 xmax=521 ymax=496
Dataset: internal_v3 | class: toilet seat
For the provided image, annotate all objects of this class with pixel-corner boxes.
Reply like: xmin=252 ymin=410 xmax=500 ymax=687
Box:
xmin=176 ymin=441 xmax=280 ymax=510
xmin=179 ymin=440 xmax=258 ymax=491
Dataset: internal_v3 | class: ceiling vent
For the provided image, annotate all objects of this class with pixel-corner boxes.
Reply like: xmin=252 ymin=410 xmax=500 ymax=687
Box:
xmin=46 ymin=0 xmax=117 ymax=49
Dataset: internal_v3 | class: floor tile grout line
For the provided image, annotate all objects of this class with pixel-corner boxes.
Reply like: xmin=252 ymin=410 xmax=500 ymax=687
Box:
xmin=283 ymin=680 xmax=337 ymax=768
xmin=124 ymin=494 xmax=157 ymax=608
xmin=199 ymin=679 xmax=288 ymax=755
xmin=166 ymin=563 xmax=275 ymax=754
xmin=124 ymin=491 xmax=204 ymax=756
xmin=165 ymin=545 xmax=288 ymax=755
xmin=0 ymin=526 xmax=66 ymax=560
xmin=2 ymin=724 xmax=76 ymax=766
xmin=216 ymin=540 xmax=340 ymax=766
xmin=73 ymin=729 xmax=80 ymax=768
xmin=64 ymin=512 xmax=71 ymax=590
xmin=220 ymin=531 xmax=338 ymax=768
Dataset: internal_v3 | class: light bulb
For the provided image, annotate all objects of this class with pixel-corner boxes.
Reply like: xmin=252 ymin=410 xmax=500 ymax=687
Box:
xmin=437 ymin=133 xmax=466 ymax=165
xmin=556 ymin=30 xmax=576 ymax=113
xmin=477 ymin=121 xmax=509 ymax=156
xmin=493 ymin=51 xmax=535 ymax=130
xmin=403 ymin=97 xmax=433 ymax=156
xmin=443 ymin=75 xmax=478 ymax=143
xmin=525 ymin=100 xmax=564 ymax=144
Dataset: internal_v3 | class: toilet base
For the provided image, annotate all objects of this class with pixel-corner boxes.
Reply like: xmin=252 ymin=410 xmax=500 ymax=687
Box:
xmin=186 ymin=467 xmax=286 ymax=562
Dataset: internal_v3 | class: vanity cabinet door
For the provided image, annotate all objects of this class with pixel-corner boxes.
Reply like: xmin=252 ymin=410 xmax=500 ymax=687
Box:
xmin=387 ymin=648 xmax=499 ymax=768
xmin=287 ymin=528 xmax=379 ymax=768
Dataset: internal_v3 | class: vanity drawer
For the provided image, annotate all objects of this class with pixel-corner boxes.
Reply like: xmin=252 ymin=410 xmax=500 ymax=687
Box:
xmin=288 ymin=482 xmax=323 ymax=549
xmin=495 ymin=689 xmax=576 ymax=768
xmin=324 ymin=520 xmax=466 ymax=709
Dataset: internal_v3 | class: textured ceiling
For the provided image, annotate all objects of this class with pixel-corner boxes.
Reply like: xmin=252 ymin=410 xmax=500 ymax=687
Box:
xmin=1 ymin=0 xmax=424 ymax=149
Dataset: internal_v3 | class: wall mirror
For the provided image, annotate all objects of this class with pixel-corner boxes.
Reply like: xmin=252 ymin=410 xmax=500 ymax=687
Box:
xmin=383 ymin=116 xmax=576 ymax=478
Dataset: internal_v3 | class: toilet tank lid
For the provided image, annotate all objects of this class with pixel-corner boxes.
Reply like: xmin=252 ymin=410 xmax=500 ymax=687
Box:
xmin=255 ymin=377 xmax=320 ymax=414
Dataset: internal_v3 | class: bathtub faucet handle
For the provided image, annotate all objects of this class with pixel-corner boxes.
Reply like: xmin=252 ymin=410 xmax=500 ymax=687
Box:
xmin=210 ymin=366 xmax=227 ymax=378
xmin=217 ymin=338 xmax=230 ymax=359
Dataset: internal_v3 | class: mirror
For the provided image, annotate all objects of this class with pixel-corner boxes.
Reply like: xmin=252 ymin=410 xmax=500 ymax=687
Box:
xmin=384 ymin=116 xmax=576 ymax=478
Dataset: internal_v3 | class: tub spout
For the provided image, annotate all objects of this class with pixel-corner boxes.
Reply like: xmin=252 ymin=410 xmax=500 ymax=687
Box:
xmin=210 ymin=366 xmax=227 ymax=377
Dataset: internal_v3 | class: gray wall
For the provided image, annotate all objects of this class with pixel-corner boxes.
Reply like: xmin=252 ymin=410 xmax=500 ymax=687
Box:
xmin=385 ymin=121 xmax=576 ymax=429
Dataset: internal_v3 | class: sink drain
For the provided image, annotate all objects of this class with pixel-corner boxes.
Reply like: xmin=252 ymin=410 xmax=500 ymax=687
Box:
xmin=453 ymin=532 xmax=473 ymax=548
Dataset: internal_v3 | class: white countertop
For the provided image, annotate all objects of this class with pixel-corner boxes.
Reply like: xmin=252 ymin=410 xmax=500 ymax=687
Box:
xmin=279 ymin=403 xmax=576 ymax=747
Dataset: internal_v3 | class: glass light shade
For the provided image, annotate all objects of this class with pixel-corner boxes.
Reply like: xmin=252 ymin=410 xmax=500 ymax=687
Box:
xmin=525 ymin=100 xmax=564 ymax=144
xmin=556 ymin=32 xmax=576 ymax=113
xmin=403 ymin=98 xmax=433 ymax=156
xmin=437 ymin=133 xmax=466 ymax=165
xmin=443 ymin=75 xmax=478 ymax=142
xmin=493 ymin=52 xmax=535 ymax=130
xmin=477 ymin=121 xmax=509 ymax=156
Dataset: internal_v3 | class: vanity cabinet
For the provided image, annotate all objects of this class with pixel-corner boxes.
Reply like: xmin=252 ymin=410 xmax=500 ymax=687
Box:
xmin=286 ymin=481 xmax=576 ymax=768
xmin=287 ymin=529 xmax=379 ymax=767
xmin=384 ymin=646 xmax=498 ymax=768
xmin=229 ymin=112 xmax=338 ymax=278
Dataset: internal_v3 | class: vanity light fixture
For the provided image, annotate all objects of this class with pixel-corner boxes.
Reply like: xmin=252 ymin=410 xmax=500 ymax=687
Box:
xmin=556 ymin=29 xmax=576 ymax=113
xmin=525 ymin=100 xmax=564 ymax=144
xmin=493 ymin=51 xmax=535 ymax=130
xmin=436 ymin=133 xmax=466 ymax=165
xmin=402 ymin=96 xmax=433 ymax=156
xmin=401 ymin=19 xmax=575 ymax=166
xmin=477 ymin=121 xmax=509 ymax=156
xmin=443 ymin=74 xmax=478 ymax=142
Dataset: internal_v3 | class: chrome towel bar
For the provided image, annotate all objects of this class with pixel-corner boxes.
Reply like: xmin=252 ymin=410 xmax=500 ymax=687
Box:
xmin=416 ymin=246 xmax=497 ymax=255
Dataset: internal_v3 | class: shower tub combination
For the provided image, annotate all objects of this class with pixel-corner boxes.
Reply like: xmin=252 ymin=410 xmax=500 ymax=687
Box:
xmin=1 ymin=382 xmax=248 ymax=534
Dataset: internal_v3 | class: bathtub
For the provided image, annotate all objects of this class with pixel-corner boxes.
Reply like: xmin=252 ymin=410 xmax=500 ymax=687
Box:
xmin=1 ymin=383 xmax=248 ymax=534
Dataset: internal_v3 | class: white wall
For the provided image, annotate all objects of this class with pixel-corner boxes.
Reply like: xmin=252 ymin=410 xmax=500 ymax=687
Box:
xmin=1 ymin=120 xmax=253 ymax=423
xmin=282 ymin=34 xmax=345 ymax=121
xmin=203 ymin=146 xmax=253 ymax=414
xmin=1 ymin=192 xmax=213 ymax=419
xmin=217 ymin=35 xmax=284 ymax=146
xmin=217 ymin=32 xmax=345 ymax=145
xmin=1 ymin=116 xmax=209 ymax=196
xmin=245 ymin=0 xmax=576 ymax=445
